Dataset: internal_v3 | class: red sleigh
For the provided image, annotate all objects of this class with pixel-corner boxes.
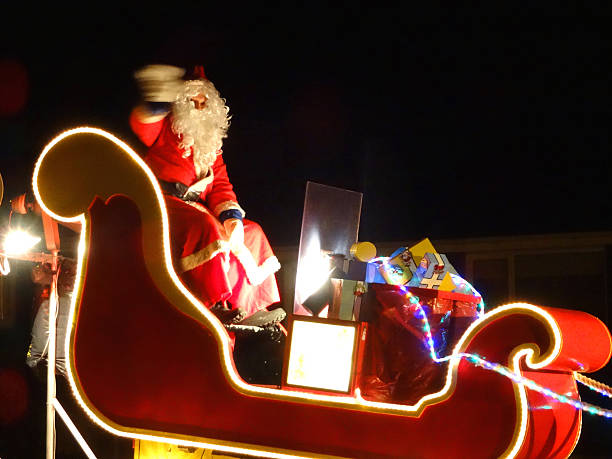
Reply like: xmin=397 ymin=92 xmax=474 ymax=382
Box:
xmin=33 ymin=128 xmax=612 ymax=458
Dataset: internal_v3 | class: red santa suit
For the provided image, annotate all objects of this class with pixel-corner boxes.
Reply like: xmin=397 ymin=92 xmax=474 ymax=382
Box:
xmin=130 ymin=111 xmax=281 ymax=317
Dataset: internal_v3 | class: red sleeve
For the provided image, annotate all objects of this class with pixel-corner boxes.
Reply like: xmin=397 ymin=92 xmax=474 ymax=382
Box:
xmin=202 ymin=153 xmax=241 ymax=216
xmin=129 ymin=108 xmax=166 ymax=147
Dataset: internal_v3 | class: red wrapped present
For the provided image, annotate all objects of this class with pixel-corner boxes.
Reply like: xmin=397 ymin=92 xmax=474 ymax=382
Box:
xmin=358 ymin=284 xmax=481 ymax=404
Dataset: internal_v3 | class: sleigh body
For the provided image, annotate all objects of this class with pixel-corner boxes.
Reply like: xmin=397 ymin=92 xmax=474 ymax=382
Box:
xmin=33 ymin=128 xmax=612 ymax=458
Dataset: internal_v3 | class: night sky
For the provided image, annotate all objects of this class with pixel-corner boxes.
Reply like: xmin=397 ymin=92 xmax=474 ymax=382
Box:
xmin=1 ymin=5 xmax=610 ymax=247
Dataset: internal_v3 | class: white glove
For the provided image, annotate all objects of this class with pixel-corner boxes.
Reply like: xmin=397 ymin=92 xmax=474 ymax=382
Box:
xmin=223 ymin=218 xmax=244 ymax=250
xmin=134 ymin=65 xmax=185 ymax=102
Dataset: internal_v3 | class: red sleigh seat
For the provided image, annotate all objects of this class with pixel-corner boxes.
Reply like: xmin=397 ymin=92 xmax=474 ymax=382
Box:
xmin=33 ymin=128 xmax=612 ymax=458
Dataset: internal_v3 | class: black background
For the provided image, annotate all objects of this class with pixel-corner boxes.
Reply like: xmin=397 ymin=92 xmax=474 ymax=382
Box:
xmin=1 ymin=4 xmax=610 ymax=246
xmin=1 ymin=4 xmax=611 ymax=457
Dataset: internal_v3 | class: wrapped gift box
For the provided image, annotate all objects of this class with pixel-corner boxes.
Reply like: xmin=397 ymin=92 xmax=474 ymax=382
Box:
xmin=357 ymin=284 xmax=481 ymax=404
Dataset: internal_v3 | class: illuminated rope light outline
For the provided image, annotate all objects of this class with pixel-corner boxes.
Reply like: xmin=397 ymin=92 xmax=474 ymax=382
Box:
xmin=406 ymin=293 xmax=611 ymax=441
xmin=395 ymin=287 xmax=564 ymax=458
xmin=32 ymin=127 xmax=576 ymax=459
xmin=407 ymin=292 xmax=607 ymax=457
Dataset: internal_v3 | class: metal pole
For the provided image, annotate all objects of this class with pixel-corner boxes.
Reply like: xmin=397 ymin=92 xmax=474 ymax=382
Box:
xmin=46 ymin=249 xmax=59 ymax=459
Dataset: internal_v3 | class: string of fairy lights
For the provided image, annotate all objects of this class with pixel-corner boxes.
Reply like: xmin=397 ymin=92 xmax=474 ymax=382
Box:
xmin=398 ymin=287 xmax=612 ymax=419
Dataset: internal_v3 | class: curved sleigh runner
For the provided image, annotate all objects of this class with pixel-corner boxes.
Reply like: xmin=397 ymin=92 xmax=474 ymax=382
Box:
xmin=34 ymin=128 xmax=612 ymax=459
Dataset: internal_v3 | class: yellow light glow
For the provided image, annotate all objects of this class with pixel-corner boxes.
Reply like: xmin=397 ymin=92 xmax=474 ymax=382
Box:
xmin=286 ymin=320 xmax=356 ymax=392
xmin=0 ymin=255 xmax=9 ymax=275
xmin=3 ymin=230 xmax=41 ymax=255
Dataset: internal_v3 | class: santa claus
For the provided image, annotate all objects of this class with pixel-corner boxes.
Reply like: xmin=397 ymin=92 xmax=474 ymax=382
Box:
xmin=130 ymin=64 xmax=282 ymax=326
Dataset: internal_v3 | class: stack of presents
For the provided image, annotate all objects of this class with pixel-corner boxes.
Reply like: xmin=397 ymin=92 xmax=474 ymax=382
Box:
xmin=294 ymin=238 xmax=483 ymax=404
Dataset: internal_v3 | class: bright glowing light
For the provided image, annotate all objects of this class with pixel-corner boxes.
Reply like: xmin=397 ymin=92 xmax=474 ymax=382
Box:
xmin=294 ymin=234 xmax=331 ymax=305
xmin=286 ymin=320 xmax=357 ymax=392
xmin=0 ymin=255 xmax=9 ymax=275
xmin=3 ymin=230 xmax=40 ymax=255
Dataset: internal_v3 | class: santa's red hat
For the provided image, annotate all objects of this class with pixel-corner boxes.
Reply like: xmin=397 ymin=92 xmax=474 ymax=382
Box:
xmin=187 ymin=65 xmax=207 ymax=81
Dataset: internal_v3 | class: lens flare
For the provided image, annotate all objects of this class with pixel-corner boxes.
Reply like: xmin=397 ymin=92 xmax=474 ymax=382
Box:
xmin=3 ymin=230 xmax=40 ymax=255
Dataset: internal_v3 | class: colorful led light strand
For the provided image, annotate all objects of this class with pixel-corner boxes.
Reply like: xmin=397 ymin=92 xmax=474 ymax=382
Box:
xmin=372 ymin=257 xmax=485 ymax=317
xmin=462 ymin=353 xmax=612 ymax=418
xmin=401 ymin=289 xmax=612 ymax=419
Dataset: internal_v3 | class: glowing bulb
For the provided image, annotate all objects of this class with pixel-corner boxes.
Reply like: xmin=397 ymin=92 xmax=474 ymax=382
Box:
xmin=295 ymin=234 xmax=331 ymax=305
xmin=4 ymin=230 xmax=41 ymax=255
xmin=286 ymin=320 xmax=357 ymax=392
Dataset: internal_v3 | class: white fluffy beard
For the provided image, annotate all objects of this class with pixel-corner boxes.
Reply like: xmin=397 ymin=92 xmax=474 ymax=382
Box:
xmin=172 ymin=80 xmax=231 ymax=177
